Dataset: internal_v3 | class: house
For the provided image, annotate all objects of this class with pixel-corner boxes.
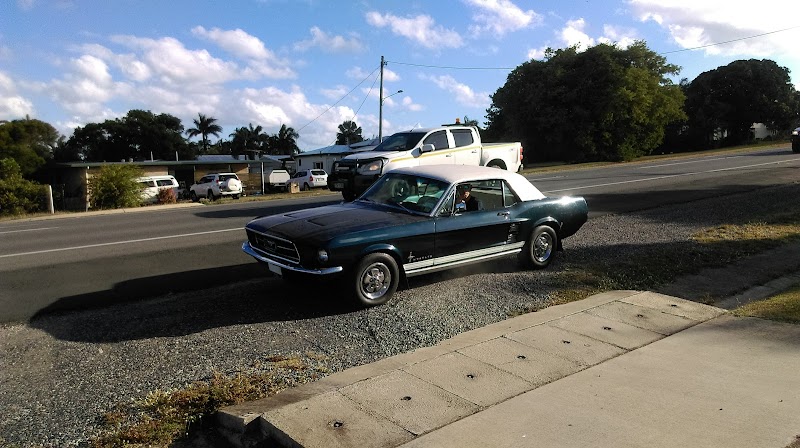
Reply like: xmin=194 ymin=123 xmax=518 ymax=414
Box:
xmin=294 ymin=138 xmax=379 ymax=174
xmin=51 ymin=156 xmax=286 ymax=211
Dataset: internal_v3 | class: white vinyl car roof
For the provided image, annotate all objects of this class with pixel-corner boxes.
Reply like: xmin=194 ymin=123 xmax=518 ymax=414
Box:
xmin=387 ymin=164 xmax=546 ymax=201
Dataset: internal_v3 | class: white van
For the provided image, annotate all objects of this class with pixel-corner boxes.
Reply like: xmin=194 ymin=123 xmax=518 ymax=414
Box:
xmin=138 ymin=175 xmax=179 ymax=204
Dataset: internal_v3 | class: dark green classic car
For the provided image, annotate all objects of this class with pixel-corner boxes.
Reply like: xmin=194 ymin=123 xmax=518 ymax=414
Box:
xmin=242 ymin=165 xmax=588 ymax=306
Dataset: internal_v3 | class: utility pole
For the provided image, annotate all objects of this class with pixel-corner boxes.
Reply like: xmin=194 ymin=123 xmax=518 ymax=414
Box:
xmin=378 ymin=55 xmax=385 ymax=142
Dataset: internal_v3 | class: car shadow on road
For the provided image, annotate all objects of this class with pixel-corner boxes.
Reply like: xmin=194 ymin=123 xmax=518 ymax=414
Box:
xmin=191 ymin=199 xmax=342 ymax=220
xmin=29 ymin=264 xmax=360 ymax=343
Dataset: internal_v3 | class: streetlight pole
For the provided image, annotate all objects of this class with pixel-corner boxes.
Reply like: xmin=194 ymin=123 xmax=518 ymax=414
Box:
xmin=377 ymin=55 xmax=403 ymax=142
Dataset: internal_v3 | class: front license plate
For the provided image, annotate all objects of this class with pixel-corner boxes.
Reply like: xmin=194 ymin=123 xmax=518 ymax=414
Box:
xmin=334 ymin=182 xmax=344 ymax=189
xmin=268 ymin=263 xmax=282 ymax=276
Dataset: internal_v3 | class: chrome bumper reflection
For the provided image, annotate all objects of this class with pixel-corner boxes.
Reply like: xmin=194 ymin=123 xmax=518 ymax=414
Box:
xmin=241 ymin=242 xmax=343 ymax=275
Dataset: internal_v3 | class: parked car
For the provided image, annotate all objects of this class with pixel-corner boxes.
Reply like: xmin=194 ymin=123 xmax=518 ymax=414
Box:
xmin=138 ymin=175 xmax=179 ymax=204
xmin=242 ymin=165 xmax=588 ymax=306
xmin=190 ymin=173 xmax=243 ymax=201
xmin=792 ymin=127 xmax=799 ymax=153
xmin=265 ymin=169 xmax=291 ymax=192
xmin=289 ymin=169 xmax=328 ymax=191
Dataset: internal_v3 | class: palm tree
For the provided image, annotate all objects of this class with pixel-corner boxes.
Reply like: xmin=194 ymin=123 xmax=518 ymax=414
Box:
xmin=272 ymin=124 xmax=300 ymax=155
xmin=185 ymin=113 xmax=222 ymax=153
xmin=336 ymin=120 xmax=364 ymax=145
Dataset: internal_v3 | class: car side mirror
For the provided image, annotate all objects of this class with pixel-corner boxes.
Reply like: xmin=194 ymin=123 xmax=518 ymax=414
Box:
xmin=454 ymin=202 xmax=467 ymax=214
xmin=420 ymin=144 xmax=435 ymax=153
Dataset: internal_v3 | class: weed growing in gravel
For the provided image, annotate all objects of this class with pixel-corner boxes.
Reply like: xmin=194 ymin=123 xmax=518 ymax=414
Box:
xmin=89 ymin=353 xmax=329 ymax=448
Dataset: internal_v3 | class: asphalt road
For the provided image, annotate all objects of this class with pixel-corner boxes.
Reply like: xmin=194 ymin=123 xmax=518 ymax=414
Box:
xmin=1 ymin=145 xmax=798 ymax=323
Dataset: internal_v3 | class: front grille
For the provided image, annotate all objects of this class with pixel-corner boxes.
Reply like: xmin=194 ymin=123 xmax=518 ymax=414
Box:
xmin=247 ymin=230 xmax=300 ymax=264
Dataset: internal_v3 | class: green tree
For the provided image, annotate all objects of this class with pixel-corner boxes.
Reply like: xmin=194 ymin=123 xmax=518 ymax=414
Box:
xmin=684 ymin=59 xmax=797 ymax=147
xmin=485 ymin=41 xmax=686 ymax=162
xmin=229 ymin=123 xmax=267 ymax=158
xmin=335 ymin=120 xmax=364 ymax=145
xmin=0 ymin=117 xmax=60 ymax=176
xmin=88 ymin=164 xmax=144 ymax=209
xmin=271 ymin=124 xmax=300 ymax=155
xmin=64 ymin=110 xmax=193 ymax=162
xmin=0 ymin=158 xmax=45 ymax=215
xmin=185 ymin=113 xmax=223 ymax=154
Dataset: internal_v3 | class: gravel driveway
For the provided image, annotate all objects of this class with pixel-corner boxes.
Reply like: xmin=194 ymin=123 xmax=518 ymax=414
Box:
xmin=1 ymin=182 xmax=797 ymax=447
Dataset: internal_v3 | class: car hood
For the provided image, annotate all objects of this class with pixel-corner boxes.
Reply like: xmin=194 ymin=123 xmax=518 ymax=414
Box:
xmin=344 ymin=151 xmax=402 ymax=161
xmin=245 ymin=202 xmax=424 ymax=244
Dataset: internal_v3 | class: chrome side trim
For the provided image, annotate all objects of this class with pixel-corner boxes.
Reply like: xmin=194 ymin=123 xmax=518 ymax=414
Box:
xmin=404 ymin=244 xmax=524 ymax=277
xmin=242 ymin=242 xmax=343 ymax=275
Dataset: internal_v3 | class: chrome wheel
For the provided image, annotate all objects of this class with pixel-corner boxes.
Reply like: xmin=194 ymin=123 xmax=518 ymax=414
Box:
xmin=533 ymin=231 xmax=554 ymax=263
xmin=360 ymin=262 xmax=391 ymax=300
xmin=518 ymin=225 xmax=558 ymax=269
xmin=352 ymin=253 xmax=399 ymax=306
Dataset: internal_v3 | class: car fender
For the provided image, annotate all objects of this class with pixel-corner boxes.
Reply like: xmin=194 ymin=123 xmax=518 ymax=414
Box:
xmin=357 ymin=243 xmax=405 ymax=270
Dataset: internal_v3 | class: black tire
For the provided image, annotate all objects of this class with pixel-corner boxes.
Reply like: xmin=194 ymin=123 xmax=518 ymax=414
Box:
xmin=518 ymin=225 xmax=558 ymax=269
xmin=233 ymin=194 xmax=240 ymax=199
xmin=190 ymin=191 xmax=198 ymax=202
xmin=487 ymin=161 xmax=505 ymax=169
xmin=303 ymin=182 xmax=310 ymax=191
xmin=351 ymin=253 xmax=399 ymax=306
xmin=342 ymin=190 xmax=356 ymax=202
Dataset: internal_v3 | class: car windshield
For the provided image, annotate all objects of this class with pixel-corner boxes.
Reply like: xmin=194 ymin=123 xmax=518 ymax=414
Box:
xmin=358 ymin=173 xmax=449 ymax=214
xmin=370 ymin=132 xmax=426 ymax=152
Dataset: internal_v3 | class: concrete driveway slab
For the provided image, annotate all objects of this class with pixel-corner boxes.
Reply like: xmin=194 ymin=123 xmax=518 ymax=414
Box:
xmin=456 ymin=336 xmax=582 ymax=387
xmin=550 ymin=311 xmax=664 ymax=350
xmin=506 ymin=324 xmax=627 ymax=366
xmin=339 ymin=370 xmax=479 ymax=436
xmin=585 ymin=300 xmax=696 ymax=335
xmin=401 ymin=352 xmax=532 ymax=407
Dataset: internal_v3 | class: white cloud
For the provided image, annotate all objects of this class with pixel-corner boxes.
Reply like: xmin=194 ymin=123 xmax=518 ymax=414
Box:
xmin=629 ymin=0 xmax=798 ymax=57
xmin=110 ymin=35 xmax=241 ymax=86
xmin=422 ymin=74 xmax=490 ymax=109
xmin=191 ymin=26 xmax=269 ymax=60
xmin=561 ymin=18 xmax=595 ymax=51
xmin=365 ymin=11 xmax=463 ymax=49
xmin=293 ymin=27 xmax=364 ymax=53
xmin=402 ymin=96 xmax=424 ymax=112
xmin=320 ymin=85 xmax=349 ymax=100
xmin=598 ymin=25 xmax=638 ymax=48
xmin=17 ymin=0 xmax=34 ymax=10
xmin=0 ymin=71 xmax=35 ymax=118
xmin=464 ymin=0 xmax=542 ymax=37
xmin=527 ymin=47 xmax=547 ymax=60
xmin=347 ymin=66 xmax=399 ymax=82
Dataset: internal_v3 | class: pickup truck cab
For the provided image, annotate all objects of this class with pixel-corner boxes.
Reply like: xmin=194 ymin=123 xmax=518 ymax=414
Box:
xmin=329 ymin=124 xmax=523 ymax=201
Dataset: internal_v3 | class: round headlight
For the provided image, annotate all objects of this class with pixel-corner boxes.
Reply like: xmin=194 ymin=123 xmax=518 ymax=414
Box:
xmin=317 ymin=250 xmax=329 ymax=263
xmin=357 ymin=159 xmax=384 ymax=174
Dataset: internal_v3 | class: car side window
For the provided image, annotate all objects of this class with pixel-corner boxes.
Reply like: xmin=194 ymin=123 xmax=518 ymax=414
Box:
xmin=437 ymin=191 xmax=456 ymax=216
xmin=156 ymin=179 xmax=173 ymax=187
xmin=502 ymin=181 xmax=519 ymax=207
xmin=451 ymin=129 xmax=474 ymax=147
xmin=467 ymin=180 xmax=505 ymax=211
xmin=199 ymin=176 xmax=211 ymax=184
xmin=423 ymin=131 xmax=449 ymax=150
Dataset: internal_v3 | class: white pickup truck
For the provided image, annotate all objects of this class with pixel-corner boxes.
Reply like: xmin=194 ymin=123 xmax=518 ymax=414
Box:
xmin=329 ymin=124 xmax=523 ymax=201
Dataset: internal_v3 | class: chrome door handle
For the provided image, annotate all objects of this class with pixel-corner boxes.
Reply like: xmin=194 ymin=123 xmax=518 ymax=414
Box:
xmin=497 ymin=211 xmax=510 ymax=217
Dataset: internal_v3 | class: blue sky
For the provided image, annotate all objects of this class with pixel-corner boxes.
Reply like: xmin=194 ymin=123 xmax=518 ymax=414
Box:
xmin=1 ymin=0 xmax=798 ymax=151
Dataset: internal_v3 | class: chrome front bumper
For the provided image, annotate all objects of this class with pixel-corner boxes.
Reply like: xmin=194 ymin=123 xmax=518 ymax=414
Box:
xmin=241 ymin=242 xmax=343 ymax=275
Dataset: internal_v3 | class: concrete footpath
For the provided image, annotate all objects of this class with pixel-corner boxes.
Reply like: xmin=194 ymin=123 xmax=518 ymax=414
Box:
xmin=216 ymin=290 xmax=800 ymax=448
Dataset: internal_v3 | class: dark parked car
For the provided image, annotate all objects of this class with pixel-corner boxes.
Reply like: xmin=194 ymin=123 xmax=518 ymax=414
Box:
xmin=242 ymin=165 xmax=588 ymax=306
xmin=792 ymin=127 xmax=799 ymax=153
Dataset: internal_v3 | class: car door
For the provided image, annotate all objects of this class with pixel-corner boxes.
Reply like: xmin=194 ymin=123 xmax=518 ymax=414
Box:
xmin=417 ymin=130 xmax=455 ymax=166
xmin=432 ymin=180 xmax=516 ymax=265
xmin=452 ymin=128 xmax=481 ymax=166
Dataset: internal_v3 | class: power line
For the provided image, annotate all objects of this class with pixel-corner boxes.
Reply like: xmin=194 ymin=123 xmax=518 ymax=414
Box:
xmin=659 ymin=25 xmax=800 ymax=55
xmin=386 ymin=60 xmax=515 ymax=70
xmin=295 ymin=65 xmax=380 ymax=134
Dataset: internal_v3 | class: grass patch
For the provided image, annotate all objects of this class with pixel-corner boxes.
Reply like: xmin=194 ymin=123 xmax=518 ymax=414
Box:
xmin=732 ymin=286 xmax=800 ymax=324
xmin=89 ymin=353 xmax=329 ymax=448
xmin=529 ymin=208 xmax=800 ymax=315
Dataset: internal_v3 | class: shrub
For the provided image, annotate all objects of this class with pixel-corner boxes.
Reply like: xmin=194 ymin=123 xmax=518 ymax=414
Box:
xmin=0 ymin=158 xmax=46 ymax=216
xmin=89 ymin=164 xmax=144 ymax=209
xmin=157 ymin=188 xmax=177 ymax=204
